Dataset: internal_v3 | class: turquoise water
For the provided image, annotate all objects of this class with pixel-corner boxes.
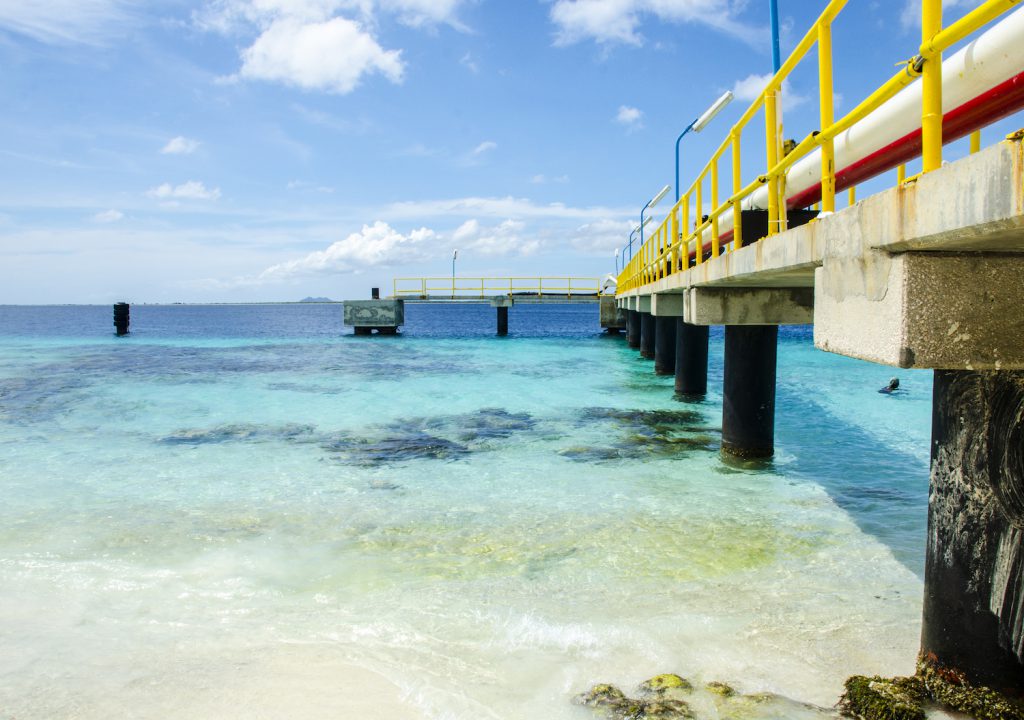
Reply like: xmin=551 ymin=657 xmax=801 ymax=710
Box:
xmin=0 ymin=305 xmax=932 ymax=719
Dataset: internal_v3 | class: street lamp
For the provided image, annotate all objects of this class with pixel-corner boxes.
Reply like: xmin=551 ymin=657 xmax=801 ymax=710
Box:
xmin=769 ymin=0 xmax=781 ymax=74
xmin=674 ymin=91 xmax=734 ymax=202
xmin=640 ymin=184 xmax=671 ymax=246
xmin=623 ymin=215 xmax=654 ymax=265
xmin=452 ymin=249 xmax=458 ymax=297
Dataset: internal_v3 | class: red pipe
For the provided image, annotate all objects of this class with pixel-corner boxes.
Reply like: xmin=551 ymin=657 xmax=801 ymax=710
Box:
xmin=680 ymin=70 xmax=1024 ymax=263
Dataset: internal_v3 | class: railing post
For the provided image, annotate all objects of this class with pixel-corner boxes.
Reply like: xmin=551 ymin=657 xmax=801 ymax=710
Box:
xmin=970 ymin=129 xmax=981 ymax=154
xmin=732 ymin=131 xmax=742 ymax=250
xmin=711 ymin=161 xmax=720 ymax=258
xmin=765 ymin=89 xmax=778 ymax=236
xmin=922 ymin=0 xmax=943 ymax=173
xmin=898 ymin=164 xmax=907 ymax=184
xmin=695 ymin=179 xmax=703 ymax=262
xmin=818 ymin=18 xmax=836 ymax=213
xmin=683 ymin=193 xmax=692 ymax=268
xmin=670 ymin=207 xmax=679 ymax=273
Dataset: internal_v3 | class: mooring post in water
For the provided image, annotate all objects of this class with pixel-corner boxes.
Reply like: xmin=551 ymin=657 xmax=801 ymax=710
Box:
xmin=113 ymin=302 xmax=129 ymax=336
xmin=627 ymin=310 xmax=641 ymax=348
xmin=675 ymin=320 xmax=709 ymax=396
xmin=490 ymin=296 xmax=512 ymax=336
xmin=639 ymin=312 xmax=656 ymax=359
xmin=921 ymin=370 xmax=1024 ymax=694
xmin=721 ymin=325 xmax=778 ymax=458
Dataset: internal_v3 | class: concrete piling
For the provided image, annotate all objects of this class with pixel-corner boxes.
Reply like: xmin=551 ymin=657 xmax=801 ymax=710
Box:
xmin=654 ymin=316 xmax=676 ymax=375
xmin=497 ymin=306 xmax=509 ymax=335
xmin=627 ymin=310 xmax=641 ymax=349
xmin=639 ymin=313 xmax=655 ymax=360
xmin=921 ymin=369 xmax=1024 ymax=695
xmin=721 ymin=325 xmax=778 ymax=458
xmin=113 ymin=302 xmax=129 ymax=336
xmin=675 ymin=320 xmax=709 ymax=397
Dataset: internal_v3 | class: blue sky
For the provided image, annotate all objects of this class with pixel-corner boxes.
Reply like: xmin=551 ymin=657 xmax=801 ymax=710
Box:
xmin=0 ymin=0 xmax=999 ymax=303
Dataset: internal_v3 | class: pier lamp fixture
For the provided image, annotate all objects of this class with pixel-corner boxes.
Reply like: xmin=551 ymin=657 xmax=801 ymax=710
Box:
xmin=674 ymin=91 xmax=734 ymax=203
xmin=640 ymin=184 xmax=671 ymax=246
xmin=624 ymin=215 xmax=654 ymax=265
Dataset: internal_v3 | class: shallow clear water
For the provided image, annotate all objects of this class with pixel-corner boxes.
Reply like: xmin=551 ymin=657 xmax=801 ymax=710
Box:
xmin=0 ymin=304 xmax=932 ymax=719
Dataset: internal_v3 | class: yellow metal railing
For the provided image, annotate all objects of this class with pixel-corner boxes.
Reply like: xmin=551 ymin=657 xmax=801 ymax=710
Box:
xmin=617 ymin=0 xmax=1021 ymax=294
xmin=393 ymin=277 xmax=604 ymax=299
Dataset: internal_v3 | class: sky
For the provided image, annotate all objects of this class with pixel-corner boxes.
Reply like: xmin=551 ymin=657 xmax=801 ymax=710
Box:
xmin=0 ymin=0 xmax=1009 ymax=303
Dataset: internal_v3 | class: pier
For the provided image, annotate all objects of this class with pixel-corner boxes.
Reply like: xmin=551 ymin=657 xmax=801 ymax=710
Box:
xmin=613 ymin=0 xmax=1024 ymax=700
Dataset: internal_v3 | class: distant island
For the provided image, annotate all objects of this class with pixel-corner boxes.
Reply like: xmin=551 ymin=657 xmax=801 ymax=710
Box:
xmin=299 ymin=296 xmax=336 ymax=303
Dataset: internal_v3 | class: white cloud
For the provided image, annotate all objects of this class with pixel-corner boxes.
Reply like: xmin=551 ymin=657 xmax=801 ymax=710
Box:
xmin=460 ymin=51 xmax=479 ymax=73
xmin=0 ymin=0 xmax=131 ymax=46
xmin=452 ymin=218 xmax=536 ymax=256
xmin=550 ymin=0 xmax=760 ymax=47
xmin=147 ymin=181 xmax=222 ymax=201
xmin=383 ymin=195 xmax=632 ymax=221
xmin=472 ymin=141 xmax=497 ymax=155
xmin=378 ymin=0 xmax=468 ymax=30
xmin=258 ymin=221 xmax=439 ymax=281
xmin=531 ymin=174 xmax=570 ymax=184
xmin=93 ymin=209 xmax=124 ymax=223
xmin=615 ymin=105 xmax=643 ymax=130
xmin=238 ymin=17 xmax=403 ymax=94
xmin=570 ymin=218 xmax=634 ymax=254
xmin=730 ymin=72 xmax=807 ymax=109
xmin=160 ymin=136 xmax=201 ymax=155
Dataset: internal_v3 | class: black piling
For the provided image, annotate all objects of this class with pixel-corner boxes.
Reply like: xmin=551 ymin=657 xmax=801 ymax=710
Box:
xmin=639 ymin=313 xmax=655 ymax=360
xmin=627 ymin=311 xmax=641 ymax=349
xmin=654 ymin=316 xmax=676 ymax=375
xmin=497 ymin=306 xmax=509 ymax=336
xmin=113 ymin=302 xmax=130 ymax=336
xmin=371 ymin=287 xmax=380 ymax=300
xmin=921 ymin=369 xmax=1024 ymax=695
xmin=675 ymin=320 xmax=709 ymax=397
xmin=721 ymin=325 xmax=778 ymax=458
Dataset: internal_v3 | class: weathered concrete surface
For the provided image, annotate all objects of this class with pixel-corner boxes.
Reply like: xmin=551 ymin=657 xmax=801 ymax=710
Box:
xmin=600 ymin=296 xmax=627 ymax=329
xmin=651 ymin=292 xmax=686 ymax=317
xmin=343 ymin=299 xmax=405 ymax=328
xmin=489 ymin=296 xmax=514 ymax=308
xmin=686 ymin=287 xmax=813 ymax=326
xmin=816 ymin=253 xmax=1024 ymax=369
xmin=922 ymin=370 xmax=1024 ymax=695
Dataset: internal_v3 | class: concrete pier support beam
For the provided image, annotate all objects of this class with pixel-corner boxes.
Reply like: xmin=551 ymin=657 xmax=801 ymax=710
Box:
xmin=639 ymin=313 xmax=655 ymax=360
xmin=722 ymin=325 xmax=778 ymax=458
xmin=343 ymin=299 xmax=405 ymax=335
xmin=675 ymin=321 xmax=709 ymax=397
xmin=654 ymin=316 xmax=676 ymax=376
xmin=626 ymin=311 xmax=640 ymax=348
xmin=921 ymin=369 xmax=1024 ymax=694
xmin=600 ymin=296 xmax=627 ymax=333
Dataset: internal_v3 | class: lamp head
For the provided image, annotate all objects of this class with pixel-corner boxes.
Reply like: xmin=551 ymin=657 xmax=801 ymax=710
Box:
xmin=692 ymin=91 xmax=734 ymax=133
xmin=648 ymin=184 xmax=671 ymax=209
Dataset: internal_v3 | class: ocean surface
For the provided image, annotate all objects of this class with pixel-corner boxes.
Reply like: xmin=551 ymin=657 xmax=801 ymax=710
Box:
xmin=0 ymin=303 xmax=933 ymax=719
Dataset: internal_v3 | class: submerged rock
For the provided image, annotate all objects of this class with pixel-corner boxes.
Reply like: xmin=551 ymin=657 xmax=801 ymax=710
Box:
xmin=323 ymin=432 xmax=469 ymax=465
xmin=637 ymin=674 xmax=693 ymax=696
xmin=916 ymin=657 xmax=1024 ymax=720
xmin=573 ymin=683 xmax=693 ymax=719
xmin=574 ymin=684 xmax=628 ymax=710
xmin=161 ymin=422 xmax=316 ymax=445
xmin=838 ymin=675 xmax=926 ymax=720
xmin=706 ymin=681 xmax=736 ymax=697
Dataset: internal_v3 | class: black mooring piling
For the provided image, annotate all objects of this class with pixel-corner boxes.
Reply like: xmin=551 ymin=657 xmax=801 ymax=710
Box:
xmin=639 ymin=313 xmax=655 ymax=359
xmin=675 ymin=320 xmax=709 ymax=396
xmin=654 ymin=316 xmax=676 ymax=375
xmin=497 ymin=306 xmax=509 ymax=336
xmin=371 ymin=287 xmax=380 ymax=300
xmin=627 ymin=310 xmax=640 ymax=349
xmin=113 ymin=302 xmax=130 ymax=336
xmin=721 ymin=325 xmax=778 ymax=458
xmin=921 ymin=369 xmax=1024 ymax=695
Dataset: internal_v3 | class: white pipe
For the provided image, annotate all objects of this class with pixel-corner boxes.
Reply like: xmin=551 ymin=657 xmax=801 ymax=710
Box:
xmin=689 ymin=6 xmax=1024 ymax=247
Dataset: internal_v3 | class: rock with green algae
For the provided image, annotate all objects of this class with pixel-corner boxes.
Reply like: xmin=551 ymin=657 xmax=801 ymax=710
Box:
xmin=706 ymin=681 xmax=736 ymax=697
xmin=572 ymin=683 xmax=694 ymax=719
xmin=718 ymin=691 xmax=837 ymax=720
xmin=838 ymin=675 xmax=926 ymax=720
xmin=637 ymin=674 xmax=694 ymax=696
xmin=916 ymin=659 xmax=1024 ymax=720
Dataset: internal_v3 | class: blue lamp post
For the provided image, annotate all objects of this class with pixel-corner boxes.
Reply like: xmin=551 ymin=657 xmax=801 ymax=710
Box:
xmin=640 ymin=184 xmax=671 ymax=247
xmin=674 ymin=91 xmax=735 ymax=203
xmin=769 ymin=0 xmax=782 ymax=74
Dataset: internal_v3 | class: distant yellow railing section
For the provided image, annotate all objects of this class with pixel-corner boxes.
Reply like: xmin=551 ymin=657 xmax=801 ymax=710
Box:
xmin=617 ymin=0 xmax=1020 ymax=294
xmin=393 ymin=277 xmax=604 ymax=299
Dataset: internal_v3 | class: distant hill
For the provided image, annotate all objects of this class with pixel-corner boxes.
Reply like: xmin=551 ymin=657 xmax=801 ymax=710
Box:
xmin=299 ymin=296 xmax=335 ymax=303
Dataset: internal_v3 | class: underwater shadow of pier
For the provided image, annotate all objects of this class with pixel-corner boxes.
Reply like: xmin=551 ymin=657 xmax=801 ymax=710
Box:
xmin=773 ymin=387 xmax=930 ymax=577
